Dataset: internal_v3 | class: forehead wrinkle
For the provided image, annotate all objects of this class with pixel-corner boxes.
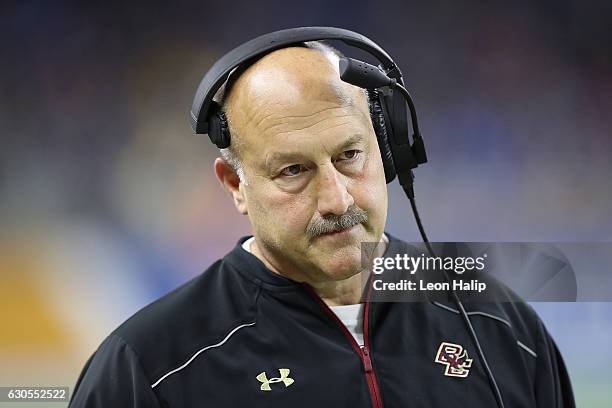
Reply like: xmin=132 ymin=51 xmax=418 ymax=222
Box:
xmin=259 ymin=108 xmax=358 ymax=136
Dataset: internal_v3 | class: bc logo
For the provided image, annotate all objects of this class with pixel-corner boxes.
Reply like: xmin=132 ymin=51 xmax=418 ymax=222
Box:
xmin=434 ymin=342 xmax=474 ymax=378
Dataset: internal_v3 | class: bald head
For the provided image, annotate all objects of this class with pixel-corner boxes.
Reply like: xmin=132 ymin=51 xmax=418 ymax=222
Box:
xmin=225 ymin=45 xmax=366 ymax=115
xmin=220 ymin=44 xmax=371 ymax=181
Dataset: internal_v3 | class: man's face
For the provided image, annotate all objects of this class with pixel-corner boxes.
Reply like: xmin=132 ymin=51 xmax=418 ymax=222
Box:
xmin=224 ymin=47 xmax=388 ymax=283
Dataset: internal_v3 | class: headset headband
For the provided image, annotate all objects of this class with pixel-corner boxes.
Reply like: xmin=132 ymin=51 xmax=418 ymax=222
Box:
xmin=190 ymin=26 xmax=401 ymax=133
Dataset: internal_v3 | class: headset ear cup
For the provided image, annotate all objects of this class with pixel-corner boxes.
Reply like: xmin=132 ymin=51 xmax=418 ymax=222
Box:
xmin=207 ymin=102 xmax=231 ymax=149
xmin=368 ymin=90 xmax=396 ymax=184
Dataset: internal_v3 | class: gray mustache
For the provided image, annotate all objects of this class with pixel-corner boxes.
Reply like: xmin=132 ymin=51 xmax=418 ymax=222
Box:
xmin=306 ymin=205 xmax=368 ymax=238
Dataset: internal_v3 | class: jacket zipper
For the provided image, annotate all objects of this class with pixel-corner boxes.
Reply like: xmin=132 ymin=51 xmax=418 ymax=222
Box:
xmin=303 ymin=279 xmax=383 ymax=408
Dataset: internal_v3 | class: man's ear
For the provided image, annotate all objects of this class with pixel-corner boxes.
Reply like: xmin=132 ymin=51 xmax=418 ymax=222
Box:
xmin=214 ymin=158 xmax=248 ymax=215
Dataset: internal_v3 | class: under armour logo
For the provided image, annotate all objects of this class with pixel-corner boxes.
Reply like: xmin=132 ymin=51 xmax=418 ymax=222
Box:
xmin=435 ymin=341 xmax=474 ymax=378
xmin=256 ymin=368 xmax=295 ymax=391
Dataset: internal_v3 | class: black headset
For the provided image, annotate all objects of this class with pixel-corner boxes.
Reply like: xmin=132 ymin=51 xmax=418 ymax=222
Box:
xmin=190 ymin=26 xmax=505 ymax=408
xmin=190 ymin=26 xmax=427 ymax=195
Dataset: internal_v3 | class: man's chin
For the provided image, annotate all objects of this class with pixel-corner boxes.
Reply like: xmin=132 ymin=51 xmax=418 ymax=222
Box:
xmin=317 ymin=249 xmax=363 ymax=279
xmin=307 ymin=224 xmax=373 ymax=279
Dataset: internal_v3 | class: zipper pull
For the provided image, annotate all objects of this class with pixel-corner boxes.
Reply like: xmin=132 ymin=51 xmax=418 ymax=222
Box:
xmin=361 ymin=346 xmax=373 ymax=372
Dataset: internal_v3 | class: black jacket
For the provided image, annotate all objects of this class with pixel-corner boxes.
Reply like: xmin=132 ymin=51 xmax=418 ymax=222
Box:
xmin=70 ymin=233 xmax=575 ymax=407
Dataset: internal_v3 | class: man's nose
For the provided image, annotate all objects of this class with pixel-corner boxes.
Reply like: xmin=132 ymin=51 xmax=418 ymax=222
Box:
xmin=316 ymin=165 xmax=354 ymax=216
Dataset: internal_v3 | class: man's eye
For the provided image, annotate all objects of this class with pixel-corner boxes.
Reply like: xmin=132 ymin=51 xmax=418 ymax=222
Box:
xmin=337 ymin=150 xmax=361 ymax=161
xmin=280 ymin=164 xmax=305 ymax=177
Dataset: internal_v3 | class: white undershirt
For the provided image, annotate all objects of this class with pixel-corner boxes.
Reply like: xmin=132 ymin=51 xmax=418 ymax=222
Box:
xmin=240 ymin=234 xmax=388 ymax=347
xmin=329 ymin=303 xmax=365 ymax=346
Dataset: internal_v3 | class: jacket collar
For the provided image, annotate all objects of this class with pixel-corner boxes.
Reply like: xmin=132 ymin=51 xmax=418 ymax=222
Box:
xmin=224 ymin=232 xmax=408 ymax=290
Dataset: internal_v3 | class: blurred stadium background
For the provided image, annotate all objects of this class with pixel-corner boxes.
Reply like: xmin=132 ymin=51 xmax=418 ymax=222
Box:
xmin=1 ymin=1 xmax=610 ymax=406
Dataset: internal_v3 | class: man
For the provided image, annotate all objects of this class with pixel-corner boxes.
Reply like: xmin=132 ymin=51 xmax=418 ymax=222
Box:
xmin=70 ymin=41 xmax=575 ymax=407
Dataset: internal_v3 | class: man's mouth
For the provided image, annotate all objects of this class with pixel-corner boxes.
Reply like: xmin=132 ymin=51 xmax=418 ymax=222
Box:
xmin=318 ymin=224 xmax=359 ymax=238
